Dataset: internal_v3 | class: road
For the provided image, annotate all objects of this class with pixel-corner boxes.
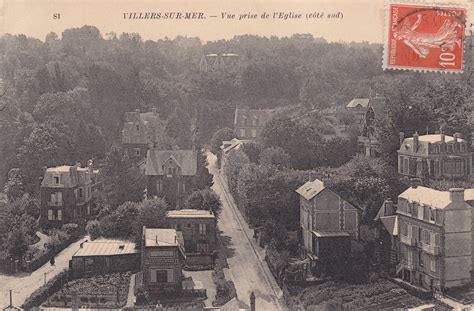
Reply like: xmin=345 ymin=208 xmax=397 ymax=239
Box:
xmin=0 ymin=236 xmax=88 ymax=308
xmin=208 ymin=152 xmax=285 ymax=311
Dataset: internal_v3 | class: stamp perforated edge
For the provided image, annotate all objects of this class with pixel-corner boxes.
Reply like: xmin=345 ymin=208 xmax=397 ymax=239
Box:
xmin=382 ymin=0 xmax=471 ymax=73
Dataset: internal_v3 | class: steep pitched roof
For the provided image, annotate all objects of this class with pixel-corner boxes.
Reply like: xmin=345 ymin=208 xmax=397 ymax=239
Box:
xmin=41 ymin=165 xmax=92 ymax=188
xmin=145 ymin=149 xmax=198 ymax=176
xmin=121 ymin=110 xmax=165 ymax=145
xmin=380 ymin=216 xmax=398 ymax=236
xmin=234 ymin=108 xmax=275 ymax=127
xmin=295 ymin=179 xmax=326 ymax=201
xmin=346 ymin=98 xmax=370 ymax=108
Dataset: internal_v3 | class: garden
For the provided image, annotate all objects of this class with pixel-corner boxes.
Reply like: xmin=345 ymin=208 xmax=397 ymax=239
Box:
xmin=284 ymin=280 xmax=451 ymax=310
xmin=43 ymin=272 xmax=132 ymax=308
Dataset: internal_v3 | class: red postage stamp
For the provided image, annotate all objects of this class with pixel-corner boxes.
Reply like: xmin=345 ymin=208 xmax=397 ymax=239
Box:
xmin=384 ymin=2 xmax=467 ymax=72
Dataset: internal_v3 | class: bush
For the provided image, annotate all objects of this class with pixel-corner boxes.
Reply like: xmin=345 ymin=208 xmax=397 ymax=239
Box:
xmin=85 ymin=220 xmax=101 ymax=240
xmin=61 ymin=223 xmax=79 ymax=236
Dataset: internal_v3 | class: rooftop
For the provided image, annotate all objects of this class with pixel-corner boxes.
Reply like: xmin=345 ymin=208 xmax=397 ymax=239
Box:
xmin=311 ymin=231 xmax=350 ymax=238
xmin=380 ymin=216 xmax=398 ymax=236
xmin=404 ymin=134 xmax=464 ymax=144
xmin=295 ymin=179 xmax=326 ymax=201
xmin=346 ymin=98 xmax=370 ymax=108
xmin=145 ymin=149 xmax=198 ymax=176
xmin=46 ymin=165 xmax=73 ymax=173
xmin=73 ymin=240 xmax=137 ymax=257
xmin=144 ymin=228 xmax=180 ymax=247
xmin=166 ymin=209 xmax=215 ymax=219
xmin=399 ymin=186 xmax=451 ymax=209
xmin=234 ymin=108 xmax=275 ymax=126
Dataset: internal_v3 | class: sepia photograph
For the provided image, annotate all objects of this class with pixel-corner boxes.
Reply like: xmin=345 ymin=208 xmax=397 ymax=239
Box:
xmin=0 ymin=0 xmax=473 ymax=310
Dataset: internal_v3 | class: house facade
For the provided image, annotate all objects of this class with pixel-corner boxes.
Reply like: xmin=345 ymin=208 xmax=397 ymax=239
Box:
xmin=145 ymin=149 xmax=198 ymax=208
xmin=39 ymin=162 xmax=98 ymax=228
xmin=346 ymin=98 xmax=370 ymax=126
xmin=398 ymin=132 xmax=472 ymax=180
xmin=296 ymin=179 xmax=360 ymax=273
xmin=121 ymin=108 xmax=165 ymax=161
xmin=234 ymin=108 xmax=275 ymax=141
xmin=166 ymin=209 xmax=217 ymax=268
xmin=352 ymin=97 xmax=385 ymax=158
xmin=396 ymin=186 xmax=473 ymax=290
xmin=141 ymin=227 xmax=186 ymax=294
xmin=70 ymin=240 xmax=140 ymax=277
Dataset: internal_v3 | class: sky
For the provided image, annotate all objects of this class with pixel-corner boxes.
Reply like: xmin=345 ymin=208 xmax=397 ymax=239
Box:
xmin=0 ymin=0 xmax=472 ymax=43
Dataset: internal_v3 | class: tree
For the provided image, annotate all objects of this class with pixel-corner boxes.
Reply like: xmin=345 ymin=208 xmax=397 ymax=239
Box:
xmin=210 ymin=127 xmax=236 ymax=155
xmin=262 ymin=117 xmax=325 ymax=169
xmin=259 ymin=147 xmax=291 ymax=169
xmin=194 ymin=150 xmax=213 ymax=190
xmin=86 ymin=220 xmax=101 ymax=240
xmin=241 ymin=142 xmax=264 ymax=163
xmin=132 ymin=198 xmax=169 ymax=242
xmin=99 ymin=201 xmax=139 ymax=238
xmin=4 ymin=168 xmax=25 ymax=202
xmin=102 ymin=148 xmax=145 ymax=207
xmin=185 ymin=188 xmax=222 ymax=218
xmin=4 ymin=227 xmax=29 ymax=260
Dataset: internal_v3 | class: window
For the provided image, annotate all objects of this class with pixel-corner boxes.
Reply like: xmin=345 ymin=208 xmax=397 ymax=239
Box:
xmin=48 ymin=209 xmax=53 ymax=220
xmin=199 ymin=223 xmax=207 ymax=235
xmin=134 ymin=148 xmax=141 ymax=156
xmin=240 ymin=129 xmax=246 ymax=137
xmin=51 ymin=192 xmax=63 ymax=206
xmin=432 ymin=146 xmax=440 ymax=154
xmin=57 ymin=209 xmax=62 ymax=220
xmin=430 ymin=232 xmax=438 ymax=246
xmin=197 ymin=242 xmax=209 ymax=253
xmin=168 ymin=167 xmax=173 ymax=175
xmin=401 ymin=222 xmax=408 ymax=236
xmin=407 ymin=224 xmax=412 ymax=238
xmin=176 ymin=223 xmax=181 ymax=231
xmin=448 ymin=144 xmax=453 ymax=153
xmin=54 ymin=175 xmax=60 ymax=185
xmin=430 ymin=208 xmax=436 ymax=222
xmin=251 ymin=129 xmax=257 ymax=138
xmin=150 ymin=269 xmax=168 ymax=283
xmin=79 ymin=188 xmax=83 ymax=198
xmin=182 ymin=181 xmax=186 ymax=192
xmin=417 ymin=204 xmax=423 ymax=220
xmin=419 ymin=251 xmax=424 ymax=267
xmin=157 ymin=180 xmax=162 ymax=192
xmin=430 ymin=258 xmax=437 ymax=272
xmin=123 ymin=148 xmax=128 ymax=157
xmin=136 ymin=124 xmax=140 ymax=131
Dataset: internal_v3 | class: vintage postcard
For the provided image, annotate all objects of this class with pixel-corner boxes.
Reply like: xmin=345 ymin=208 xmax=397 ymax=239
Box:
xmin=0 ymin=0 xmax=473 ymax=310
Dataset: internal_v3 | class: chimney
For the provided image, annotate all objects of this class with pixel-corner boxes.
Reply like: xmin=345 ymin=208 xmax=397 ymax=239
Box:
xmin=250 ymin=292 xmax=256 ymax=311
xmin=399 ymin=132 xmax=405 ymax=147
xmin=413 ymin=132 xmax=419 ymax=152
xmin=449 ymin=188 xmax=465 ymax=203
xmin=410 ymin=178 xmax=421 ymax=189
xmin=441 ymin=133 xmax=445 ymax=143
xmin=156 ymin=235 xmax=158 ymax=244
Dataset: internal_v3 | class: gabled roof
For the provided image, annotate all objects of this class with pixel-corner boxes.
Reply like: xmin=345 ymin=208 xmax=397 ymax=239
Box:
xmin=73 ymin=240 xmax=137 ymax=257
xmin=380 ymin=216 xmax=398 ymax=236
xmin=221 ymin=138 xmax=245 ymax=154
xmin=374 ymin=200 xmax=395 ymax=222
xmin=234 ymin=108 xmax=275 ymax=126
xmin=346 ymin=98 xmax=370 ymax=108
xmin=145 ymin=149 xmax=198 ymax=176
xmin=295 ymin=179 xmax=326 ymax=201
xmin=121 ymin=110 xmax=165 ymax=145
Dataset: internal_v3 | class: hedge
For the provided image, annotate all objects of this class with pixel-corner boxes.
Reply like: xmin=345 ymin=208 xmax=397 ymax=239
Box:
xmin=22 ymin=270 xmax=70 ymax=310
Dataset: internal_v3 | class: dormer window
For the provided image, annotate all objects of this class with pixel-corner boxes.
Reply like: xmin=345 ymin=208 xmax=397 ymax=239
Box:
xmin=54 ymin=175 xmax=60 ymax=185
xmin=448 ymin=144 xmax=453 ymax=153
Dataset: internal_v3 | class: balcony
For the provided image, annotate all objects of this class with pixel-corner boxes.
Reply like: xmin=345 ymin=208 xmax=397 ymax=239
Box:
xmin=421 ymin=242 xmax=440 ymax=255
xmin=400 ymin=235 xmax=416 ymax=246
xmin=398 ymin=261 xmax=415 ymax=271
